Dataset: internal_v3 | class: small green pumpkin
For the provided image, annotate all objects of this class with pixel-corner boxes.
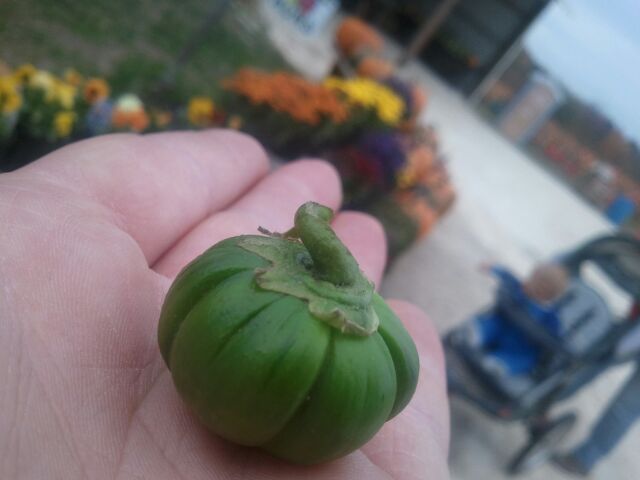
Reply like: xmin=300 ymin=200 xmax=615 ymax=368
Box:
xmin=158 ymin=202 xmax=419 ymax=465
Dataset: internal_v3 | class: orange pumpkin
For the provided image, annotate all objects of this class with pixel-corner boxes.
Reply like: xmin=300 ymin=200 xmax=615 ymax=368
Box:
xmin=336 ymin=17 xmax=383 ymax=57
xmin=411 ymin=85 xmax=428 ymax=118
xmin=356 ymin=57 xmax=394 ymax=79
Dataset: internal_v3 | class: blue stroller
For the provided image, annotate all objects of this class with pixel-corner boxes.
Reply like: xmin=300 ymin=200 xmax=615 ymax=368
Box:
xmin=444 ymin=234 xmax=640 ymax=474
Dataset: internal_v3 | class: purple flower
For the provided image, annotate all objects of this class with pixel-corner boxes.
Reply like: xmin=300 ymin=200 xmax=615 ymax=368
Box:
xmin=355 ymin=131 xmax=408 ymax=189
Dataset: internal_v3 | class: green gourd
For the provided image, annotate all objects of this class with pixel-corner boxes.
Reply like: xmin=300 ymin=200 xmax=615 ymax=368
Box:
xmin=158 ymin=202 xmax=419 ymax=465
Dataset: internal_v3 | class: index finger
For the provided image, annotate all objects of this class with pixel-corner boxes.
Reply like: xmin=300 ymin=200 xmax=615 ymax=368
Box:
xmin=19 ymin=130 xmax=270 ymax=265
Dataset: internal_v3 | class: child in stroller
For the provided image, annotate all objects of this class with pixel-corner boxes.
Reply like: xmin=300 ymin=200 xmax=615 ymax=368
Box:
xmin=453 ymin=262 xmax=602 ymax=395
xmin=445 ymin=234 xmax=640 ymax=474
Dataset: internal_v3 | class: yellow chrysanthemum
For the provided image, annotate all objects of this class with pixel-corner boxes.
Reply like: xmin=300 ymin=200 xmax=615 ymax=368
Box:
xmin=323 ymin=77 xmax=404 ymax=125
xmin=52 ymin=81 xmax=77 ymax=109
xmin=64 ymin=69 xmax=83 ymax=87
xmin=29 ymin=70 xmax=56 ymax=96
xmin=53 ymin=111 xmax=76 ymax=138
xmin=187 ymin=96 xmax=215 ymax=127
xmin=0 ymin=74 xmax=18 ymax=90
xmin=1 ymin=91 xmax=22 ymax=115
xmin=14 ymin=64 xmax=37 ymax=84
xmin=0 ymin=76 xmax=22 ymax=114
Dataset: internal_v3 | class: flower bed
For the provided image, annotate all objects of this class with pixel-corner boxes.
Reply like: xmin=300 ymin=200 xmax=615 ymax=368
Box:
xmin=221 ymin=65 xmax=454 ymax=258
xmin=1 ymin=57 xmax=455 ymax=259
xmin=221 ymin=68 xmax=405 ymax=156
xmin=0 ymin=63 xmax=232 ymax=169
xmin=327 ymin=125 xmax=455 ymax=259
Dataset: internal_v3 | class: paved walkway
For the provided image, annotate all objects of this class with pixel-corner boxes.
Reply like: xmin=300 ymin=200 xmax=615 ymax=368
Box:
xmin=380 ymin=69 xmax=638 ymax=480
xmin=259 ymin=7 xmax=638 ymax=478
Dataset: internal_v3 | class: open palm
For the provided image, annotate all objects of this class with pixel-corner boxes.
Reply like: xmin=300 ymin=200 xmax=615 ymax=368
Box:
xmin=0 ymin=131 xmax=449 ymax=479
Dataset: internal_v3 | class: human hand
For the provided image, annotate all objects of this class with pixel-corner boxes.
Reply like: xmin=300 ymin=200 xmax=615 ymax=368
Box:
xmin=0 ymin=131 xmax=449 ymax=479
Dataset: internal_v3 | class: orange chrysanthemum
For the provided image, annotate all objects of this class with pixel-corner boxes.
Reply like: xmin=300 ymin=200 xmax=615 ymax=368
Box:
xmin=84 ymin=78 xmax=110 ymax=104
xmin=223 ymin=68 xmax=349 ymax=126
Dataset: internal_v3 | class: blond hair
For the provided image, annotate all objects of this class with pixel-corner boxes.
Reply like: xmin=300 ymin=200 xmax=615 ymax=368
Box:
xmin=523 ymin=263 xmax=569 ymax=304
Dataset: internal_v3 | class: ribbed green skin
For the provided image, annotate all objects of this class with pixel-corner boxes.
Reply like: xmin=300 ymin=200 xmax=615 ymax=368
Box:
xmin=158 ymin=235 xmax=419 ymax=465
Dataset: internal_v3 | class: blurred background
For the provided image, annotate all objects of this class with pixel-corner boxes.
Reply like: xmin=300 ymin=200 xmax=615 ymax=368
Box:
xmin=1 ymin=1 xmax=639 ymax=478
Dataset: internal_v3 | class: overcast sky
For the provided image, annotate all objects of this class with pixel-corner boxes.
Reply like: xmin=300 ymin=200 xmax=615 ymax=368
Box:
xmin=524 ymin=0 xmax=640 ymax=143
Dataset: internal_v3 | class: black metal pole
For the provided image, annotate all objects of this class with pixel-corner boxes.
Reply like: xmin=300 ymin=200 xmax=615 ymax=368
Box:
xmin=398 ymin=0 xmax=459 ymax=65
